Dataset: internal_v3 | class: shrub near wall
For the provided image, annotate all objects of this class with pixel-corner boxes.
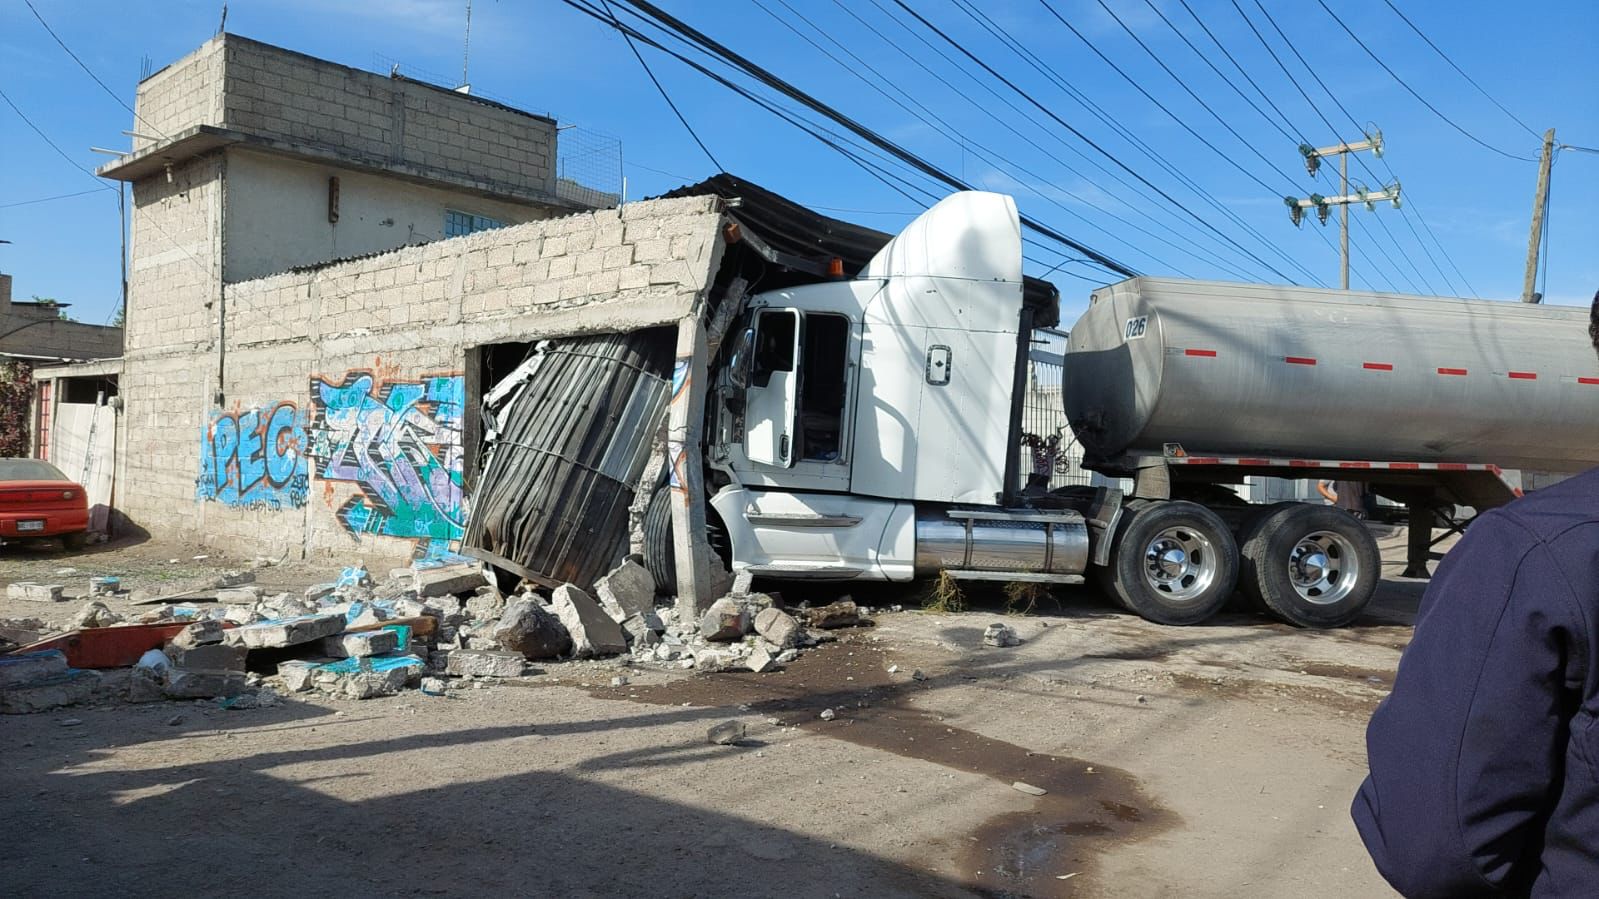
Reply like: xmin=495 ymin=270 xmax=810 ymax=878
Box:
xmin=0 ymin=361 xmax=32 ymax=457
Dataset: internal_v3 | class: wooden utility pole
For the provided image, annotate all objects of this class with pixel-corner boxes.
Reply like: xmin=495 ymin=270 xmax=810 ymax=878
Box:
xmin=1287 ymin=130 xmax=1397 ymax=289
xmin=1520 ymin=128 xmax=1557 ymax=303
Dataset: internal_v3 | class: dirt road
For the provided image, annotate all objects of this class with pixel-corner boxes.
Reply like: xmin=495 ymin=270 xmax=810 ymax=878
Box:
xmin=1 ymin=533 xmax=1421 ymax=897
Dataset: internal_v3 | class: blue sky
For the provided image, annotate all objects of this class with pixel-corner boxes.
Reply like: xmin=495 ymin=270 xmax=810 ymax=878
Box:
xmin=2 ymin=0 xmax=1595 ymax=326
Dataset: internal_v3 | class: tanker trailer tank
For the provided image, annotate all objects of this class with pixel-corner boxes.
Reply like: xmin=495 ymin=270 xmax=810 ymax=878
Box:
xmin=1063 ymin=278 xmax=1599 ymax=474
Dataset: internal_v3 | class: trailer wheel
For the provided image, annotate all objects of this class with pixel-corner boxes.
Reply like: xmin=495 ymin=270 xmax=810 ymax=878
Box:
xmin=1107 ymin=501 xmax=1239 ymax=626
xmin=1242 ymin=504 xmax=1379 ymax=628
xmin=642 ymin=488 xmax=677 ymax=594
xmin=1234 ymin=502 xmax=1300 ymax=613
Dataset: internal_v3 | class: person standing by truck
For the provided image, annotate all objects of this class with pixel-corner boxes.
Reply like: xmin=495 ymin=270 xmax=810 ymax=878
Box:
xmin=1317 ymin=479 xmax=1370 ymax=519
xmin=1351 ymin=292 xmax=1599 ymax=895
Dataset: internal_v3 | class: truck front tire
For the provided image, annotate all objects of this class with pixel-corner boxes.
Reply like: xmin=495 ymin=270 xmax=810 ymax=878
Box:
xmin=642 ymin=488 xmax=677 ymax=594
xmin=1106 ymin=501 xmax=1239 ymax=626
xmin=1240 ymin=504 xmax=1380 ymax=628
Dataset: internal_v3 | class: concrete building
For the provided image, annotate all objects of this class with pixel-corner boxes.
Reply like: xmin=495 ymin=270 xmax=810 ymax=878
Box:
xmin=93 ymin=35 xmax=731 ymax=562
xmin=0 ymin=273 xmax=124 ymax=362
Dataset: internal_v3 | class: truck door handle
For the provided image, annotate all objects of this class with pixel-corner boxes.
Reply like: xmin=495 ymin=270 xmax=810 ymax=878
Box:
xmin=779 ymin=434 xmax=790 ymax=461
xmin=926 ymin=345 xmax=952 ymax=385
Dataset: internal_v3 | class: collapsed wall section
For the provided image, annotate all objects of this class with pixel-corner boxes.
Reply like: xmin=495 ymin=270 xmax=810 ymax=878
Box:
xmin=123 ymin=195 xmax=727 ymax=561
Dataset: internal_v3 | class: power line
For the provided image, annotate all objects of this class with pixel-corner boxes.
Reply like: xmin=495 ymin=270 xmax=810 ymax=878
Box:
xmin=1311 ymin=0 xmax=1536 ymax=162
xmin=1250 ymin=0 xmax=1479 ymax=296
xmin=596 ymin=0 xmax=724 ymax=173
xmin=598 ymin=0 xmax=1141 ymax=275
xmin=874 ymin=0 xmax=1285 ymax=281
xmin=847 ymin=0 xmax=1261 ymax=281
xmin=1227 ymin=0 xmax=1458 ymax=295
xmin=23 ymin=0 xmax=169 ymax=142
xmin=754 ymin=0 xmax=1196 ymax=277
xmin=1377 ymin=0 xmax=1540 ymax=140
xmin=0 ymin=87 xmax=114 ymax=193
xmin=1170 ymin=0 xmax=1307 ymax=148
xmin=0 ymin=188 xmax=109 ymax=209
xmin=1009 ymin=0 xmax=1320 ymax=285
xmin=1088 ymin=0 xmax=1306 ymax=190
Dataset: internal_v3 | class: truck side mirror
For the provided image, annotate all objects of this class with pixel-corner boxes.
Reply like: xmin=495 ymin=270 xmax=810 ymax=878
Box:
xmin=728 ymin=327 xmax=754 ymax=389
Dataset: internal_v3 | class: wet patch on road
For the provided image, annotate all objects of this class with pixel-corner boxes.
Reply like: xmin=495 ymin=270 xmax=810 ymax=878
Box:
xmin=590 ymin=639 xmax=1174 ymax=897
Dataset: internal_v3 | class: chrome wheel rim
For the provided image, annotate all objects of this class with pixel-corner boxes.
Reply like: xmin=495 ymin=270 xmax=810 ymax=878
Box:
xmin=1142 ymin=526 xmax=1217 ymax=602
xmin=1289 ymin=530 xmax=1360 ymax=605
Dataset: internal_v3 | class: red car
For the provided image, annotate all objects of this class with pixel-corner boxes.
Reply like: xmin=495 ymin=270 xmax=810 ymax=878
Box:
xmin=0 ymin=458 xmax=90 ymax=550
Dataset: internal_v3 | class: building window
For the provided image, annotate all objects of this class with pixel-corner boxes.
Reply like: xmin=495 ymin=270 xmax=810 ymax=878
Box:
xmin=445 ymin=209 xmax=504 ymax=238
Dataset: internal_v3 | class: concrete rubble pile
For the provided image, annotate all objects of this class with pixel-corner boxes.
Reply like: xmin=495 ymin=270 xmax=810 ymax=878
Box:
xmin=0 ymin=554 xmax=875 ymax=715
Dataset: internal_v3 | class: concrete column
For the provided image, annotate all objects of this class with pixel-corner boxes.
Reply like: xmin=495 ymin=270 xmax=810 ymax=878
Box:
xmin=668 ymin=315 xmax=716 ymax=619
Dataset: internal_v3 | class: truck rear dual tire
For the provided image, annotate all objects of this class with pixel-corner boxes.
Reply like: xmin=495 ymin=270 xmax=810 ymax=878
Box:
xmin=1105 ymin=501 xmax=1240 ymax=626
xmin=642 ymin=488 xmax=677 ymax=594
xmin=1239 ymin=504 xmax=1380 ymax=628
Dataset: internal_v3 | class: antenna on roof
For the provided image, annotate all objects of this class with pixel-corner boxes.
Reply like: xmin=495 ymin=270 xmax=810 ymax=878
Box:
xmin=216 ymin=2 xmax=227 ymax=35
xmin=459 ymin=0 xmax=473 ymax=93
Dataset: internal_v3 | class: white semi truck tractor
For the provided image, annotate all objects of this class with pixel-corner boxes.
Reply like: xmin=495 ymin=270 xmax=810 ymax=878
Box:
xmin=641 ymin=191 xmax=1599 ymax=628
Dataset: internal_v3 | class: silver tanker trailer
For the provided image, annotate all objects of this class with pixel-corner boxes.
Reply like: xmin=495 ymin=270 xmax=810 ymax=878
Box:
xmin=1064 ymin=277 xmax=1598 ymax=626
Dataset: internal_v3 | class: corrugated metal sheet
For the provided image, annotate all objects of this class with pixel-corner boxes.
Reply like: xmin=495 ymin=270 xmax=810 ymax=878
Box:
xmin=463 ymin=332 xmax=672 ymax=588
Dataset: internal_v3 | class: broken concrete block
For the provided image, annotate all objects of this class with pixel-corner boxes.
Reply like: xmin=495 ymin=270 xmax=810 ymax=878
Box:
xmin=0 ymin=650 xmax=70 ymax=689
xmin=416 ymin=564 xmax=488 ymax=598
xmin=210 ymin=570 xmax=256 ymax=589
xmin=320 ymin=629 xmax=400 ymax=659
xmin=593 ymin=558 xmax=655 ymax=623
xmin=801 ymin=600 xmax=860 ymax=630
xmin=6 ymin=583 xmax=65 ymax=603
xmin=277 ymin=660 xmax=321 ymax=692
xmin=390 ymin=598 xmax=427 ymax=618
xmin=746 ymin=644 xmax=778 ymax=673
xmin=693 ymin=648 xmax=737 ymax=672
xmin=216 ymin=586 xmax=264 ymax=605
xmin=127 ymin=666 xmax=166 ymax=703
xmin=164 ymin=669 xmax=248 ymax=699
xmin=312 ymin=654 xmax=427 ymax=699
xmin=621 ymin=613 xmax=662 ymax=650
xmin=171 ymin=619 xmax=225 ymax=650
xmin=730 ymin=569 xmax=756 ymax=595
xmin=167 ymin=643 xmax=247 ymax=673
xmin=222 ymin=605 xmax=262 ymax=625
xmin=551 ymin=585 xmax=627 ymax=658
xmin=464 ymin=589 xmax=505 ymax=622
xmin=223 ymin=613 xmax=345 ymax=649
xmin=982 ymin=622 xmax=1022 ymax=648
xmin=69 ymin=601 xmax=122 ymax=630
xmin=699 ymin=596 xmax=751 ymax=642
xmin=494 ymin=598 xmax=571 ymax=660
xmin=444 ymin=649 xmax=525 ymax=678
xmin=707 ymin=719 xmax=747 ymax=745
xmin=0 ymin=669 xmax=101 ymax=714
xmin=753 ymin=607 xmax=801 ymax=649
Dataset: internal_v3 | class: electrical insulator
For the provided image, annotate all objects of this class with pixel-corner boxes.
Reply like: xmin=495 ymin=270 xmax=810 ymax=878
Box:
xmin=1316 ymin=204 xmax=1331 ymax=226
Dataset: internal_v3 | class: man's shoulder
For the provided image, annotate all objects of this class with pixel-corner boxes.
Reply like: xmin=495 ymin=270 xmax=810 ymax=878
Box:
xmin=1496 ymin=468 xmax=1599 ymax=543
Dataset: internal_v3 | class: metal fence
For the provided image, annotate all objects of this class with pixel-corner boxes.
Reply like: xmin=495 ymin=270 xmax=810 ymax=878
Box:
xmin=1018 ymin=329 xmax=1124 ymax=493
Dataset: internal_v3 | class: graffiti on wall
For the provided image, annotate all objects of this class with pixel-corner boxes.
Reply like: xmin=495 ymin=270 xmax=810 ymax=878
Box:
xmin=197 ymin=402 xmax=310 ymax=509
xmin=307 ymin=371 xmax=466 ymax=559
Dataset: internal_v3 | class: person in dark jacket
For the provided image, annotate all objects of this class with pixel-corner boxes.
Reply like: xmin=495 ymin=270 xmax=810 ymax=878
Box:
xmin=1352 ymin=293 xmax=1599 ymax=896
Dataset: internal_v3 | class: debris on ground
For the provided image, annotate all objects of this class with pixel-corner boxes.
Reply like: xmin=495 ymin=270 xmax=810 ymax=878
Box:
xmin=800 ymin=599 xmax=861 ymax=630
xmin=1011 ymin=781 xmax=1048 ymax=796
xmin=983 ymin=622 xmax=1022 ymax=648
xmin=7 ymin=583 xmax=66 ymax=603
xmin=707 ymin=719 xmax=747 ymax=745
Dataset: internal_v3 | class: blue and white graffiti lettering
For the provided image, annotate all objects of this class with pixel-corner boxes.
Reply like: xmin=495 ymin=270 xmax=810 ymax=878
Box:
xmin=307 ymin=371 xmax=466 ymax=559
xmin=197 ymin=402 xmax=309 ymax=508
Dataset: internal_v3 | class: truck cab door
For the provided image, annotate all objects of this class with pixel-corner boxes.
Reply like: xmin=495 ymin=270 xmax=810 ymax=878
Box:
xmin=744 ymin=308 xmax=801 ymax=468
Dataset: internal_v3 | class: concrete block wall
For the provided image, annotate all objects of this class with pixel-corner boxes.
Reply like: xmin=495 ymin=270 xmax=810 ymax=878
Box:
xmin=132 ymin=38 xmax=225 ymax=150
xmin=132 ymin=35 xmax=557 ymax=198
xmin=124 ymin=195 xmax=727 ymax=561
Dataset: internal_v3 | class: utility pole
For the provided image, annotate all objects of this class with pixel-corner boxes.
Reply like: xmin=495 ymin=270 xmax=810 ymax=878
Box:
xmin=1520 ymin=128 xmax=1557 ymax=303
xmin=1286 ymin=129 xmax=1399 ymax=290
